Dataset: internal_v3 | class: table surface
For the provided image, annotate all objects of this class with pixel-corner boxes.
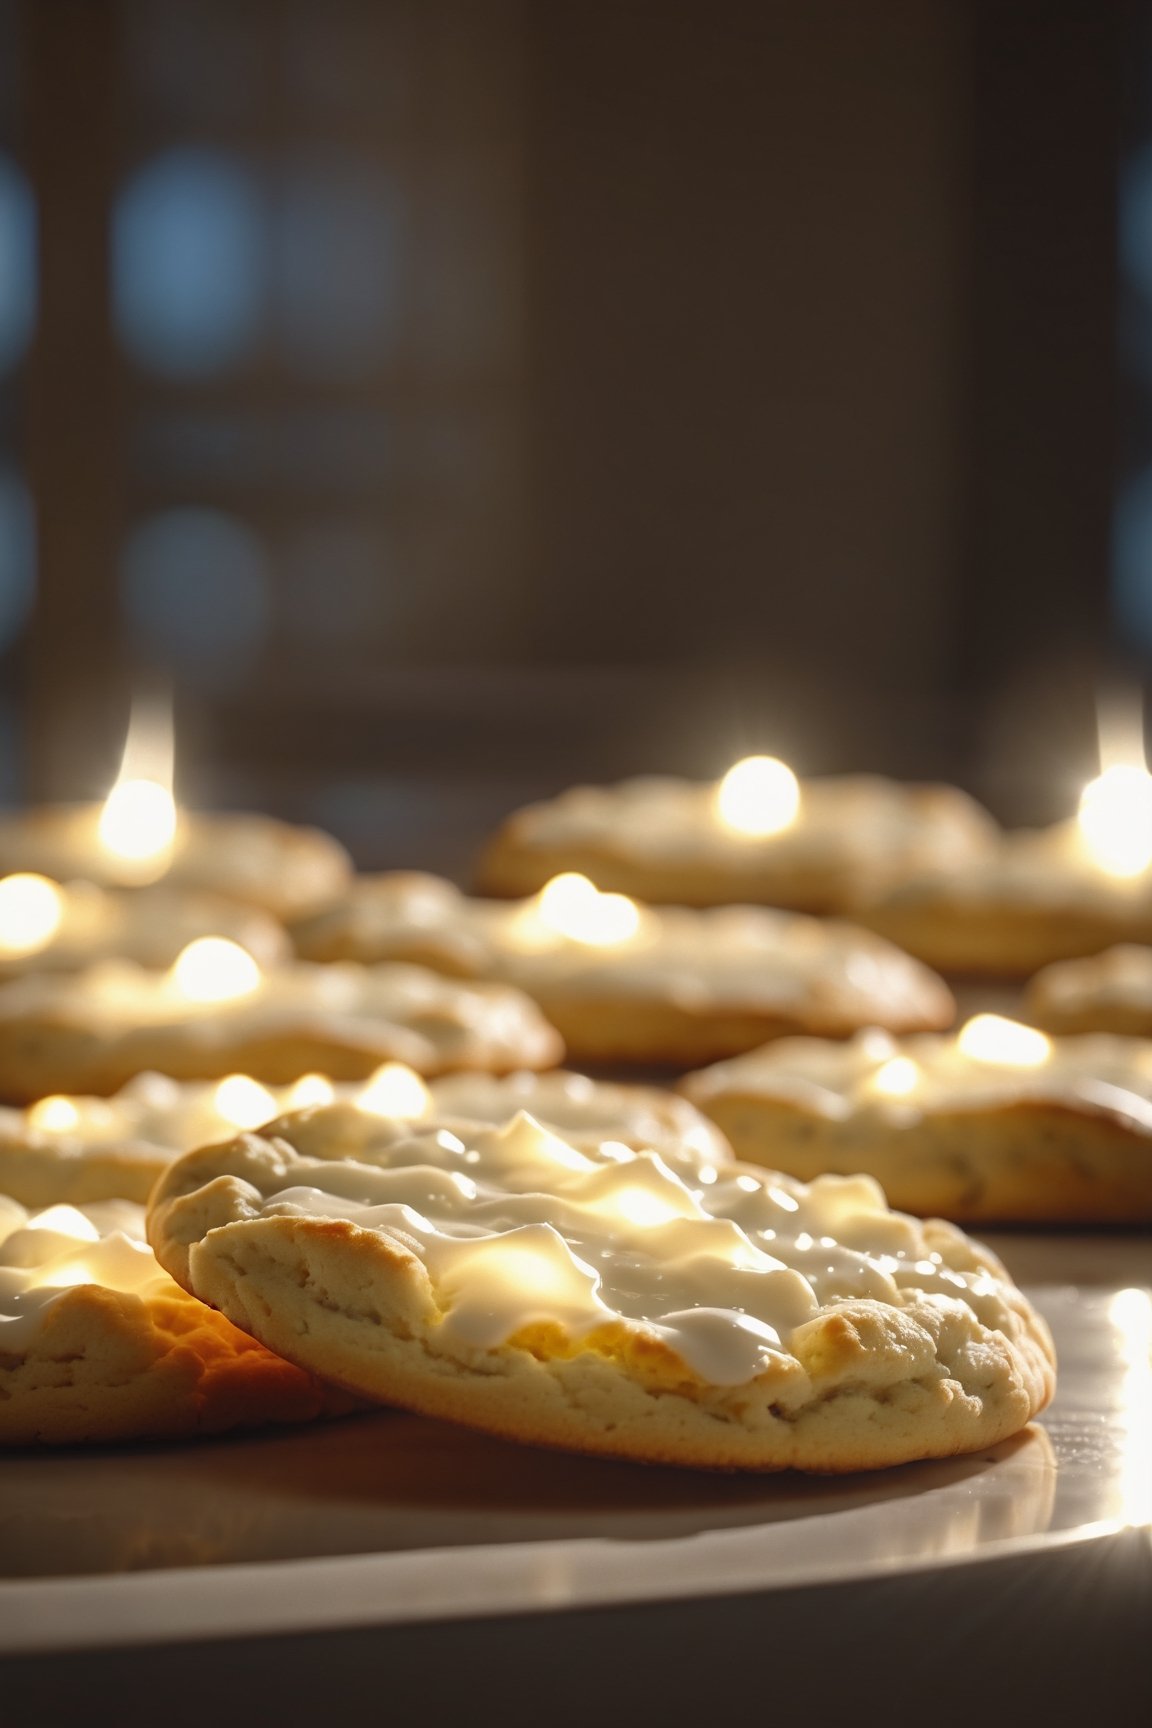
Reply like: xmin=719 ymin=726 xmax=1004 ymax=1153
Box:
xmin=2 ymin=1231 xmax=1149 ymax=1658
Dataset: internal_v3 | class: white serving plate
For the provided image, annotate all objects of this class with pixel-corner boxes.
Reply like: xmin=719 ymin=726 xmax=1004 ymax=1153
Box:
xmin=0 ymin=1235 xmax=1149 ymax=1655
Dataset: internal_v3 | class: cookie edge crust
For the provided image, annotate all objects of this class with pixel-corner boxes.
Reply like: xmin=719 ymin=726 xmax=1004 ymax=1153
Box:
xmin=676 ymin=1084 xmax=1152 ymax=1224
xmin=0 ymin=1274 xmax=357 ymax=1447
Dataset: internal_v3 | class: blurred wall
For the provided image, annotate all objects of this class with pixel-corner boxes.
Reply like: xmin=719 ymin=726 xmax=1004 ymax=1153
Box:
xmin=0 ymin=0 xmax=1123 ymax=863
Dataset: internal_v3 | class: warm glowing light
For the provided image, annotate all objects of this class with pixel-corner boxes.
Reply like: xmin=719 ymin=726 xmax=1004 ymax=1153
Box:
xmin=98 ymin=698 xmax=178 ymax=878
xmin=26 ymin=1204 xmax=100 ymax=1242
xmin=474 ymin=1244 xmax=578 ymax=1299
xmin=957 ymin=1014 xmax=1051 ymax=1068
xmin=31 ymin=1257 xmax=101 ymax=1291
xmin=1078 ymin=764 xmax=1152 ymax=877
xmin=605 ymin=1187 xmax=684 ymax=1229
xmin=1109 ymin=1287 xmax=1152 ymax=1525
xmin=27 ymin=1095 xmax=82 ymax=1133
xmin=213 ymin=1073 xmax=278 ymax=1129
xmin=170 ymin=937 xmax=261 ymax=1003
xmin=357 ymin=1062 xmax=432 ymax=1119
xmin=715 ymin=756 xmax=801 ymax=837
xmin=871 ymin=1056 xmax=920 ymax=1097
xmin=287 ymin=1073 xmax=336 ymax=1110
xmin=536 ymin=873 xmax=641 ymax=945
xmin=98 ymin=779 xmax=177 ymax=864
xmin=0 ymin=873 xmax=65 ymax=956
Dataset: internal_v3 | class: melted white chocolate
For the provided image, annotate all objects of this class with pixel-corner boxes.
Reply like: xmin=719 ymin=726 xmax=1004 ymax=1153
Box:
xmin=684 ymin=1025 xmax=1152 ymax=1133
xmin=0 ymin=877 xmax=288 ymax=976
xmin=203 ymin=1111 xmax=1009 ymax=1386
xmin=498 ymin=774 xmax=996 ymax=877
xmin=0 ymin=806 xmax=350 ymax=915
xmin=292 ymin=874 xmax=949 ymax=1022
xmin=0 ymin=1069 xmax=730 ymax=1200
xmin=0 ymin=1199 xmax=171 ymax=1351
xmin=0 ymin=958 xmax=558 ymax=1073
xmin=872 ymin=820 xmax=1152 ymax=915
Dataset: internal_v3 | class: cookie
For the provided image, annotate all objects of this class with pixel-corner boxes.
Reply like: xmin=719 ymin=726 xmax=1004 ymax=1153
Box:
xmin=476 ymin=772 xmax=998 ymax=913
xmin=0 ymin=873 xmax=288 ymax=980
xmin=681 ymin=1018 xmax=1152 ymax=1222
xmin=291 ymin=871 xmax=955 ymax=1065
xmin=1026 ymin=944 xmax=1152 ymax=1035
xmin=0 ymin=952 xmax=563 ymax=1104
xmin=0 ymin=1067 xmax=728 ymax=1208
xmin=0 ymin=1195 xmax=353 ymax=1445
xmin=0 ymin=806 xmax=352 ymax=922
xmin=147 ymin=1108 xmax=1054 ymax=1473
xmin=859 ymin=822 xmax=1152 ymax=978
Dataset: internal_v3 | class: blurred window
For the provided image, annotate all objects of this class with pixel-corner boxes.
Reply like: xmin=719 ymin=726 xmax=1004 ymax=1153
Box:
xmin=113 ymin=148 xmax=264 ymax=377
xmin=0 ymin=154 xmax=35 ymax=374
xmin=0 ymin=465 xmax=34 ymax=653
xmin=120 ymin=507 xmax=270 ymax=688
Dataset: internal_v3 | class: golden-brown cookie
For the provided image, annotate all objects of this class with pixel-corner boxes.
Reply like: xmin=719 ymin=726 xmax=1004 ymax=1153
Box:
xmin=291 ymin=871 xmax=955 ymax=1065
xmin=476 ymin=773 xmax=998 ymax=913
xmin=1026 ymin=944 xmax=1152 ymax=1035
xmin=858 ymin=822 xmax=1152 ymax=978
xmin=148 ymin=1109 xmax=1054 ymax=1473
xmin=0 ymin=953 xmax=563 ymax=1104
xmin=0 ymin=1196 xmax=354 ymax=1445
xmin=680 ymin=1018 xmax=1152 ymax=1223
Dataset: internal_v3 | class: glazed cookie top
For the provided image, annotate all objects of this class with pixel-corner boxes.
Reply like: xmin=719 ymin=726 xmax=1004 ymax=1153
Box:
xmin=0 ymin=945 xmax=563 ymax=1075
xmin=483 ymin=773 xmax=997 ymax=884
xmin=0 ymin=873 xmax=289 ymax=979
xmin=150 ymin=1108 xmax=1048 ymax=1394
xmin=682 ymin=1016 xmax=1152 ymax=1130
xmin=292 ymin=872 xmax=955 ymax=1028
xmin=865 ymin=821 xmax=1152 ymax=916
xmin=0 ymin=806 xmax=352 ymax=921
xmin=0 ymin=1196 xmax=169 ymax=1351
xmin=1026 ymin=945 xmax=1152 ymax=1024
xmin=0 ymin=1067 xmax=729 ymax=1206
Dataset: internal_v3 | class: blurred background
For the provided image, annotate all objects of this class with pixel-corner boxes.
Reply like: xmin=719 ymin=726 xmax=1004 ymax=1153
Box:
xmin=0 ymin=0 xmax=1138 ymax=874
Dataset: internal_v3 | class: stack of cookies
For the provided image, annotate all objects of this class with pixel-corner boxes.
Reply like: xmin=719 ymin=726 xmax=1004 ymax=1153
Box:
xmin=1 ymin=764 xmax=1082 ymax=1473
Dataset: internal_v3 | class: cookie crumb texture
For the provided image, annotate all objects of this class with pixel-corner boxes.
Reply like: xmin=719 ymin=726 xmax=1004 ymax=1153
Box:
xmin=148 ymin=1109 xmax=1054 ymax=1472
xmin=0 ymin=1197 xmax=353 ymax=1444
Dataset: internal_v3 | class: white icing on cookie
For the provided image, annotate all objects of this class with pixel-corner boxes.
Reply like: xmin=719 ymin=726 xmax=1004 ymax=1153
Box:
xmin=0 ymin=874 xmax=288 ymax=976
xmin=684 ymin=1020 xmax=1152 ymax=1132
xmin=0 ymin=1199 xmax=169 ymax=1351
xmin=497 ymin=774 xmax=996 ymax=878
xmin=293 ymin=874 xmax=950 ymax=1024
xmin=182 ymin=1110 xmax=1014 ymax=1387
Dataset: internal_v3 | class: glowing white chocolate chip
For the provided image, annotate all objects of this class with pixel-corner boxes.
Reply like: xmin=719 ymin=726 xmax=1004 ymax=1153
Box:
xmin=97 ymin=698 xmax=178 ymax=876
xmin=213 ymin=1074 xmax=278 ymax=1130
xmin=1078 ymin=763 xmax=1152 ymax=878
xmin=871 ymin=1055 xmax=920 ymax=1097
xmin=26 ymin=1094 xmax=82 ymax=1133
xmin=98 ymin=778 xmax=177 ymax=864
xmin=535 ymin=873 xmax=641 ymax=946
xmin=357 ymin=1062 xmax=432 ymax=1119
xmin=0 ymin=873 xmax=65 ymax=957
xmin=714 ymin=756 xmax=801 ymax=837
xmin=287 ymin=1073 xmax=336 ymax=1110
xmin=957 ymin=1014 xmax=1051 ymax=1069
xmin=170 ymin=937 xmax=261 ymax=1003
